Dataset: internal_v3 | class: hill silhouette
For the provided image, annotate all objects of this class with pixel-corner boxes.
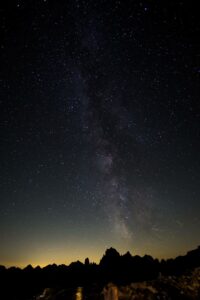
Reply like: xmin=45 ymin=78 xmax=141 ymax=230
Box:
xmin=0 ymin=246 xmax=200 ymax=299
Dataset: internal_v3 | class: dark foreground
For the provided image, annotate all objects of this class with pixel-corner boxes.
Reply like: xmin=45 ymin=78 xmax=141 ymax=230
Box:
xmin=33 ymin=268 xmax=200 ymax=300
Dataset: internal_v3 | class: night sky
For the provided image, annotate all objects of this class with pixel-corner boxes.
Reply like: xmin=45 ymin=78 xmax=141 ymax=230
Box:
xmin=0 ymin=0 xmax=199 ymax=267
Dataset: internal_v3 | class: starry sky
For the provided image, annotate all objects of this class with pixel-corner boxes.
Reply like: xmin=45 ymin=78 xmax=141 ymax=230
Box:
xmin=0 ymin=0 xmax=200 ymax=267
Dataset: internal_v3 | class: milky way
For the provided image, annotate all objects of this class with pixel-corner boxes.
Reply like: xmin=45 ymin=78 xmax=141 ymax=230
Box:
xmin=71 ymin=14 xmax=167 ymax=244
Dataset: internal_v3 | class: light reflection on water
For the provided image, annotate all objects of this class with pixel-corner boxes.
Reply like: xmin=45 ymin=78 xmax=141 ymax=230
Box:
xmin=36 ymin=284 xmax=109 ymax=300
xmin=36 ymin=286 xmax=84 ymax=300
xmin=75 ymin=287 xmax=83 ymax=300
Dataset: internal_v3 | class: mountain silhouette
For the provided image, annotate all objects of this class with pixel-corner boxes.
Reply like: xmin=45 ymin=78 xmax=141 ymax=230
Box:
xmin=0 ymin=246 xmax=200 ymax=300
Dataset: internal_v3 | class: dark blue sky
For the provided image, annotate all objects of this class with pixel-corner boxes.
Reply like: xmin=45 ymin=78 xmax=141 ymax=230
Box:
xmin=0 ymin=0 xmax=199 ymax=267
